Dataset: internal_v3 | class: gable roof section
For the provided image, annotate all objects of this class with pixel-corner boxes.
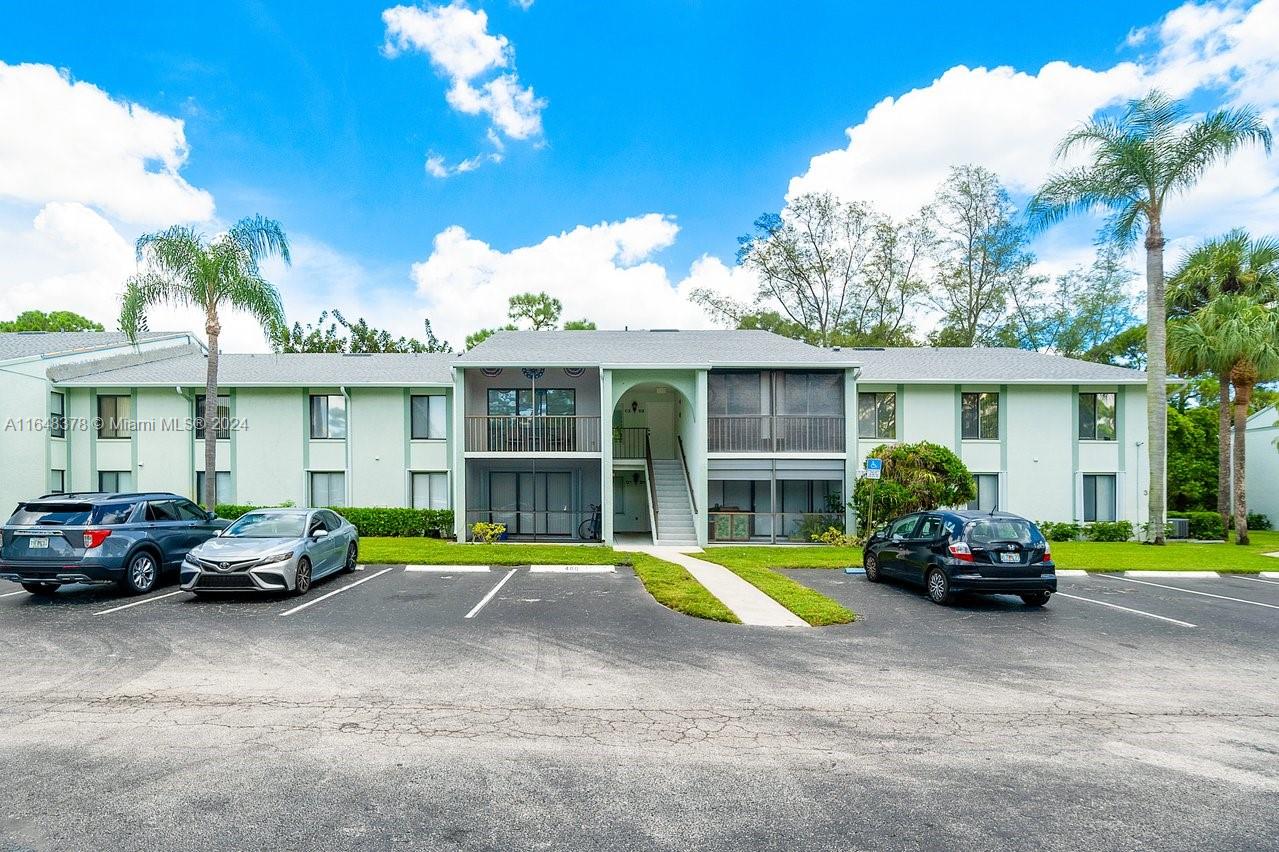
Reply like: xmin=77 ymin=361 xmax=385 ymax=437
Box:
xmin=456 ymin=329 xmax=860 ymax=367
xmin=852 ymin=347 xmax=1148 ymax=385
xmin=0 ymin=331 xmax=189 ymax=363
xmin=51 ymin=347 xmax=457 ymax=387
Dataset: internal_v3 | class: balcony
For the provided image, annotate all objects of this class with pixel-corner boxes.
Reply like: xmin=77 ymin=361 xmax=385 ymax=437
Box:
xmin=465 ymin=415 xmax=602 ymax=454
xmin=612 ymin=427 xmax=649 ymax=460
xmin=708 ymin=416 xmax=845 ymax=453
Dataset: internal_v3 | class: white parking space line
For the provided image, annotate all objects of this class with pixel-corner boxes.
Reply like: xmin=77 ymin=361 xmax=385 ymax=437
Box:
xmin=528 ymin=565 xmax=615 ymax=574
xmin=465 ymin=569 xmax=517 ymax=619
xmin=95 ymin=591 xmax=186 ymax=616
xmin=1103 ymin=575 xmax=1279 ymax=610
xmin=1055 ymin=569 xmax=1088 ymax=577
xmin=1 ymin=590 xmax=26 ymax=598
xmin=1056 ymin=592 xmax=1197 ymax=628
xmin=405 ymin=564 xmax=491 ymax=573
xmin=1123 ymin=570 xmax=1219 ymax=578
xmin=1242 ymin=576 xmax=1279 ymax=586
xmin=278 ymin=567 xmax=394 ymax=617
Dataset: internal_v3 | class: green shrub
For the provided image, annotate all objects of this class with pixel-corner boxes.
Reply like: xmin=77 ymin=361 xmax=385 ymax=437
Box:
xmin=852 ymin=441 xmax=975 ymax=535
xmin=1248 ymin=512 xmax=1272 ymax=531
xmin=1168 ymin=511 xmax=1225 ymax=540
xmin=810 ymin=526 xmax=856 ymax=547
xmin=471 ymin=521 xmax=505 ymax=543
xmin=1084 ymin=520 xmax=1134 ymax=542
xmin=213 ymin=504 xmax=455 ymax=538
xmin=1037 ymin=521 xmax=1083 ymax=542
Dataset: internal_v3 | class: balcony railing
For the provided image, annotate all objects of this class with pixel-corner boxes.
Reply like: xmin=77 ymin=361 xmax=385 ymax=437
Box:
xmin=707 ymin=416 xmax=845 ymax=453
xmin=708 ymin=511 xmax=845 ymax=543
xmin=465 ymin=415 xmax=602 ymax=453
xmin=465 ymin=509 xmax=601 ymax=541
xmin=612 ymin=427 xmax=648 ymax=459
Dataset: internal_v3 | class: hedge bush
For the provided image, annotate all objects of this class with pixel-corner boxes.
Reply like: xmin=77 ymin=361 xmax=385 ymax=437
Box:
xmin=1037 ymin=521 xmax=1084 ymax=542
xmin=213 ymin=504 xmax=454 ymax=538
xmin=1084 ymin=520 xmax=1134 ymax=542
xmin=1168 ymin=511 xmax=1225 ymax=540
xmin=1248 ymin=512 xmax=1272 ymax=531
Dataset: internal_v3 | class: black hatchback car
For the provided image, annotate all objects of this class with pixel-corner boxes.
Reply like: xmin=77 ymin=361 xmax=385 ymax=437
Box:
xmin=0 ymin=492 xmax=228 ymax=596
xmin=863 ymin=510 xmax=1055 ymax=606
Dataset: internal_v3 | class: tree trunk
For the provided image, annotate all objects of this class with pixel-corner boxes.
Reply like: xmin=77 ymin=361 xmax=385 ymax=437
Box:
xmin=202 ymin=308 xmax=221 ymax=511
xmin=1232 ymin=378 xmax=1251 ymax=546
xmin=1145 ymin=219 xmax=1167 ymax=544
xmin=1217 ymin=375 xmax=1231 ymax=539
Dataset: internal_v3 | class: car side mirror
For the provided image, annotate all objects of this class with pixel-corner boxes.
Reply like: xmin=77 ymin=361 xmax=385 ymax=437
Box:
xmin=311 ymin=528 xmax=329 ymax=539
xmin=891 ymin=534 xmax=903 ymax=543
xmin=206 ymin=510 xmax=218 ymax=521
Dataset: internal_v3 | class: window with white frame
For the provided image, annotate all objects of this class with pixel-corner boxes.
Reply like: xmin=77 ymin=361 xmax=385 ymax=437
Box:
xmin=966 ymin=474 xmax=1000 ymax=512
xmin=195 ymin=471 xmax=232 ymax=504
xmin=50 ymin=392 xmax=65 ymax=438
xmin=857 ymin=392 xmax=897 ymax=439
xmin=97 ymin=395 xmax=132 ymax=438
xmin=410 ymin=395 xmax=447 ymax=439
xmin=309 ymin=395 xmax=347 ymax=439
xmin=310 ymin=471 xmax=346 ymax=507
xmin=411 ymin=472 xmax=450 ymax=509
xmin=98 ymin=470 xmax=134 ymax=492
xmin=1082 ymin=474 xmax=1117 ymax=522
xmin=961 ymin=392 xmax=999 ymax=440
xmin=1078 ymin=392 xmax=1116 ymax=441
xmin=195 ymin=395 xmax=232 ymax=440
xmin=48 ymin=469 xmax=65 ymax=494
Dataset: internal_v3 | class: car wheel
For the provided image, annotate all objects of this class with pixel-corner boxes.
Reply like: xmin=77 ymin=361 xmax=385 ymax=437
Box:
xmin=21 ymin=582 xmax=59 ymax=596
xmin=343 ymin=542 xmax=358 ymax=574
xmin=120 ymin=551 xmax=159 ymax=595
xmin=926 ymin=568 xmax=951 ymax=605
xmin=1021 ymin=591 xmax=1051 ymax=607
xmin=292 ymin=557 xmax=312 ymax=597
xmin=864 ymin=554 xmax=881 ymax=582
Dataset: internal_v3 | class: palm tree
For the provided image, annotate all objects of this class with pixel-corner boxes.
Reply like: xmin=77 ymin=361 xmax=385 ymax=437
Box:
xmin=1029 ymin=91 xmax=1272 ymax=544
xmin=1169 ymin=296 xmax=1279 ymax=545
xmin=1168 ymin=230 xmax=1279 ymax=534
xmin=119 ymin=216 xmax=290 ymax=509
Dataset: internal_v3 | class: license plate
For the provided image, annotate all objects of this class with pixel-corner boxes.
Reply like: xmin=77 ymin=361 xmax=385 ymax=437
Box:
xmin=28 ymin=537 xmax=49 ymax=549
xmin=999 ymin=552 xmax=1019 ymax=563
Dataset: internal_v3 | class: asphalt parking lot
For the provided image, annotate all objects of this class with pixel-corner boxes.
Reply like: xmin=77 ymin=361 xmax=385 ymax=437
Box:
xmin=0 ymin=565 xmax=1276 ymax=852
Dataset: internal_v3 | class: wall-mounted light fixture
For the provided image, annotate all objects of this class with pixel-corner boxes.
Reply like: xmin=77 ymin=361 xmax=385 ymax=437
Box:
xmin=631 ymin=401 xmax=639 ymax=413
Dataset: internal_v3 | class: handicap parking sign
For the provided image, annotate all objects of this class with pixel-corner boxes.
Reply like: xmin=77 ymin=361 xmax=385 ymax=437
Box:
xmin=864 ymin=458 xmax=882 ymax=479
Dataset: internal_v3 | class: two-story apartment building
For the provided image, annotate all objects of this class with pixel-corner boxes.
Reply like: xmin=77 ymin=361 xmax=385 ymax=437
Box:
xmin=0 ymin=329 xmax=1151 ymax=545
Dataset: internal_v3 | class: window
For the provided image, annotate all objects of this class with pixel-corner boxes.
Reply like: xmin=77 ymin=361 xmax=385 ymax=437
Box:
xmin=195 ymin=394 xmax=231 ymax=440
xmin=195 ymin=471 xmax=231 ymax=505
xmin=412 ymin=472 xmax=450 ymax=509
xmin=50 ymin=392 xmax=65 ymax=438
xmin=320 ymin=510 xmax=344 ymax=531
xmin=98 ymin=470 xmax=134 ymax=492
xmin=1079 ymin=392 xmax=1116 ymax=441
xmin=916 ymin=515 xmax=945 ymax=540
xmin=708 ymin=372 xmax=764 ymax=416
xmin=48 ymin=470 xmax=65 ymax=494
xmin=97 ymin=395 xmax=132 ymax=438
xmin=1082 ymin=474 xmax=1117 ymax=522
xmin=857 ymin=392 xmax=897 ymax=439
xmin=145 ymin=501 xmax=182 ymax=522
xmin=310 ymin=471 xmax=346 ymax=507
xmin=778 ymin=372 xmax=843 ymax=416
xmin=309 ymin=394 xmax=347 ymax=439
xmin=486 ymin=388 xmax=575 ymax=416
xmin=888 ymin=514 xmax=919 ymax=538
xmin=967 ymin=474 xmax=1000 ymax=512
xmin=174 ymin=500 xmax=208 ymax=521
xmin=961 ymin=392 xmax=999 ymax=440
xmin=411 ymin=395 xmax=447 ymax=439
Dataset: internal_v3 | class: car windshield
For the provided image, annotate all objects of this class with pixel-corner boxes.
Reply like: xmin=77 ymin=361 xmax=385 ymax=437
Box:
xmin=7 ymin=502 xmax=138 ymax=526
xmin=222 ymin=513 xmax=308 ymax=538
xmin=967 ymin=518 xmax=1041 ymax=546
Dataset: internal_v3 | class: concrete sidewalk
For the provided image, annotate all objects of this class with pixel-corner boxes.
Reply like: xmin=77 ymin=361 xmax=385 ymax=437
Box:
xmin=621 ymin=545 xmax=808 ymax=627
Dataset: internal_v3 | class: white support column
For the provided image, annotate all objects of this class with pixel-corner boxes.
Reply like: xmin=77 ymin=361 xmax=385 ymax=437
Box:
xmin=694 ymin=369 xmax=709 ymax=547
xmin=600 ymin=369 xmax=614 ymax=545
xmin=451 ymin=367 xmax=466 ymax=542
xmin=844 ymin=368 xmax=859 ymax=534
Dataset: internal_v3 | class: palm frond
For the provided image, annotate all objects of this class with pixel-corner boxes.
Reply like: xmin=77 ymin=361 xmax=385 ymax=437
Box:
xmin=118 ymin=272 xmax=193 ymax=340
xmin=223 ymin=271 xmax=287 ymax=333
xmin=228 ymin=215 xmax=291 ymax=267
xmin=1164 ymin=106 xmax=1273 ymax=201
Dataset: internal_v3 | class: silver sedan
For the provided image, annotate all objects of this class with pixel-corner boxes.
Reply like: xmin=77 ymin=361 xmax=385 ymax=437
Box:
xmin=180 ymin=508 xmax=359 ymax=596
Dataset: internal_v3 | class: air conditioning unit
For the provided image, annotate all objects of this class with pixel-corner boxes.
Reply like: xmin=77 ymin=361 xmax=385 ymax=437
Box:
xmin=1168 ymin=517 xmax=1190 ymax=539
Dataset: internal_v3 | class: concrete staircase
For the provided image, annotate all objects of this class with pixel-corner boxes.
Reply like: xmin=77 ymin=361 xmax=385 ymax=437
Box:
xmin=650 ymin=459 xmax=698 ymax=546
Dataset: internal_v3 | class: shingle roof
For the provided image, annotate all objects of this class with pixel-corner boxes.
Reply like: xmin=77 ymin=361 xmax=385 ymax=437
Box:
xmin=852 ymin=347 xmax=1148 ymax=384
xmin=0 ymin=331 xmax=185 ymax=362
xmin=51 ymin=346 xmax=457 ymax=386
xmin=456 ymin=329 xmax=861 ymax=367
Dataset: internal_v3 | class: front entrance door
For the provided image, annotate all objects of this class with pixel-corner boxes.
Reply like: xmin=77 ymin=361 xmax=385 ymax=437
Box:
xmin=646 ymin=397 xmax=674 ymax=458
xmin=488 ymin=471 xmax=575 ymax=537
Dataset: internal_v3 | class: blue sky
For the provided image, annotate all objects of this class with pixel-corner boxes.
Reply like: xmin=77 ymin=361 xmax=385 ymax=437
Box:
xmin=1 ymin=1 xmax=1276 ymax=349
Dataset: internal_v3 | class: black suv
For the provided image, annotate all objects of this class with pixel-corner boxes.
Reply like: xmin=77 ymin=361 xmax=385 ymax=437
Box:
xmin=863 ymin=510 xmax=1056 ymax=606
xmin=0 ymin=492 xmax=228 ymax=596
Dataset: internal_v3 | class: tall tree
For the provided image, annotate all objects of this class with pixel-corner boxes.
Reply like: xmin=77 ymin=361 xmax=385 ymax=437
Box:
xmin=0 ymin=309 xmax=104 ymax=332
xmin=1028 ymin=90 xmax=1272 ymax=544
xmin=1169 ymin=296 xmax=1279 ymax=545
xmin=927 ymin=165 xmax=1037 ymax=346
xmin=693 ymin=192 xmax=926 ymax=347
xmin=272 ymin=310 xmax=451 ymax=353
xmin=1168 ymin=230 xmax=1279 ymax=528
xmin=119 ymin=216 xmax=290 ymax=510
xmin=508 ymin=291 xmax=562 ymax=330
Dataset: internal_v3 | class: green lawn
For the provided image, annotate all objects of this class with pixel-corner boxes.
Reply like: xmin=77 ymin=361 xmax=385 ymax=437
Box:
xmin=695 ymin=546 xmax=857 ymax=626
xmin=358 ymin=537 xmax=738 ymax=623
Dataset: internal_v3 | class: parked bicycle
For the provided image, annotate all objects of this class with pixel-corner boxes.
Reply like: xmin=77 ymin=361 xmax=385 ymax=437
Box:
xmin=578 ymin=504 xmax=602 ymax=541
